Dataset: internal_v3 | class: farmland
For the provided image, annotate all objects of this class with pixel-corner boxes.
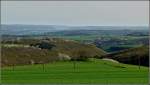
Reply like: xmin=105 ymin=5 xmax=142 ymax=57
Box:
xmin=2 ymin=59 xmax=149 ymax=84
xmin=1 ymin=1 xmax=149 ymax=84
xmin=1 ymin=25 xmax=149 ymax=84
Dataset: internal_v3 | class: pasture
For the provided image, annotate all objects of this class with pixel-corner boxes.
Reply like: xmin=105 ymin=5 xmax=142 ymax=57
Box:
xmin=1 ymin=59 xmax=149 ymax=84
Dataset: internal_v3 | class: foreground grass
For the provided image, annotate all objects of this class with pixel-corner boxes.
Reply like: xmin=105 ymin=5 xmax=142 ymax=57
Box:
xmin=1 ymin=59 xmax=149 ymax=84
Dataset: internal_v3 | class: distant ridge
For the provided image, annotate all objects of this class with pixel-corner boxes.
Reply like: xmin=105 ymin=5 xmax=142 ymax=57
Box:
xmin=1 ymin=24 xmax=148 ymax=35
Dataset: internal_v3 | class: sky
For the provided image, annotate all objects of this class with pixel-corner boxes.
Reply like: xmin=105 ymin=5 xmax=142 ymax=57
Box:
xmin=1 ymin=1 xmax=149 ymax=26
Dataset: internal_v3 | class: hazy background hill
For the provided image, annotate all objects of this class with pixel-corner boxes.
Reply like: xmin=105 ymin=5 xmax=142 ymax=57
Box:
xmin=1 ymin=25 xmax=149 ymax=53
xmin=1 ymin=24 xmax=148 ymax=36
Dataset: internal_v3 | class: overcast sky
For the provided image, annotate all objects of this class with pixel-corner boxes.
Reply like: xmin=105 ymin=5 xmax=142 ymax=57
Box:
xmin=1 ymin=1 xmax=149 ymax=26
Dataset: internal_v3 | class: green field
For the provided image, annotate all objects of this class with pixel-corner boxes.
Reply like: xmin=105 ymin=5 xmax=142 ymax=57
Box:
xmin=59 ymin=35 xmax=149 ymax=41
xmin=1 ymin=59 xmax=149 ymax=84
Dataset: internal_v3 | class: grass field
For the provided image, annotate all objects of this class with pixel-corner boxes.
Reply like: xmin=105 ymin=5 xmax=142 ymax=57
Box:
xmin=1 ymin=59 xmax=149 ymax=84
xmin=59 ymin=35 xmax=149 ymax=41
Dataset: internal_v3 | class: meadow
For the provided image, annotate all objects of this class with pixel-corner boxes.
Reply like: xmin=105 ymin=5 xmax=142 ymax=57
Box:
xmin=1 ymin=59 xmax=149 ymax=84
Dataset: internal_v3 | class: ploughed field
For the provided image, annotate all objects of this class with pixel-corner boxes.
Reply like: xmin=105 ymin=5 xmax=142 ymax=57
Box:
xmin=2 ymin=59 xmax=149 ymax=84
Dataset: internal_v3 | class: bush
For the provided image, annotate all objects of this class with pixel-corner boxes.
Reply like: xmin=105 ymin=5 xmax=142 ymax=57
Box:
xmin=31 ymin=41 xmax=55 ymax=50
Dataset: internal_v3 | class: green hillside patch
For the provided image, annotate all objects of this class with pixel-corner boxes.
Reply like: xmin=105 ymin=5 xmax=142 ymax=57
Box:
xmin=2 ymin=59 xmax=149 ymax=84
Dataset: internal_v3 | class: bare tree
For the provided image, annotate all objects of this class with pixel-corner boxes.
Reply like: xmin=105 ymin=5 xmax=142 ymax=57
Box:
xmin=138 ymin=56 xmax=141 ymax=70
xmin=42 ymin=64 xmax=45 ymax=71
xmin=12 ymin=64 xmax=15 ymax=71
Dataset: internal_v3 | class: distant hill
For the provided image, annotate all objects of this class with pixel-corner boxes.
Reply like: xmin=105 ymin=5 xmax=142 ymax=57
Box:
xmin=103 ymin=46 xmax=149 ymax=66
xmin=2 ymin=38 xmax=106 ymax=66
xmin=126 ymin=31 xmax=149 ymax=36
xmin=1 ymin=24 xmax=148 ymax=36
xmin=43 ymin=30 xmax=142 ymax=36
xmin=1 ymin=24 xmax=58 ymax=35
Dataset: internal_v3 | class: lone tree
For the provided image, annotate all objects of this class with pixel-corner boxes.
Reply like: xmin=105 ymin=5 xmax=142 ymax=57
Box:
xmin=38 ymin=42 xmax=55 ymax=49
xmin=70 ymin=48 xmax=90 ymax=71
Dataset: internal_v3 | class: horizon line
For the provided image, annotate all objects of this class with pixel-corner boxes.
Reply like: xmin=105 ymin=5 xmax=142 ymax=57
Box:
xmin=1 ymin=24 xmax=149 ymax=27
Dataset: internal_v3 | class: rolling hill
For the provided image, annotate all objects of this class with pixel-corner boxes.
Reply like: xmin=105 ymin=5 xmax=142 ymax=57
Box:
xmin=103 ymin=46 xmax=149 ymax=66
xmin=1 ymin=38 xmax=106 ymax=67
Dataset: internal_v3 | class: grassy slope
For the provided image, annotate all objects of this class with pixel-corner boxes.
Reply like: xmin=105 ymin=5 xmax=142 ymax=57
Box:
xmin=2 ymin=59 xmax=149 ymax=84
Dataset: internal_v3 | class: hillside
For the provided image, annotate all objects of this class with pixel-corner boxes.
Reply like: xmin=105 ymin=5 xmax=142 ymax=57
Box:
xmin=103 ymin=46 xmax=149 ymax=66
xmin=1 ymin=38 xmax=106 ymax=67
xmin=1 ymin=46 xmax=58 ymax=67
